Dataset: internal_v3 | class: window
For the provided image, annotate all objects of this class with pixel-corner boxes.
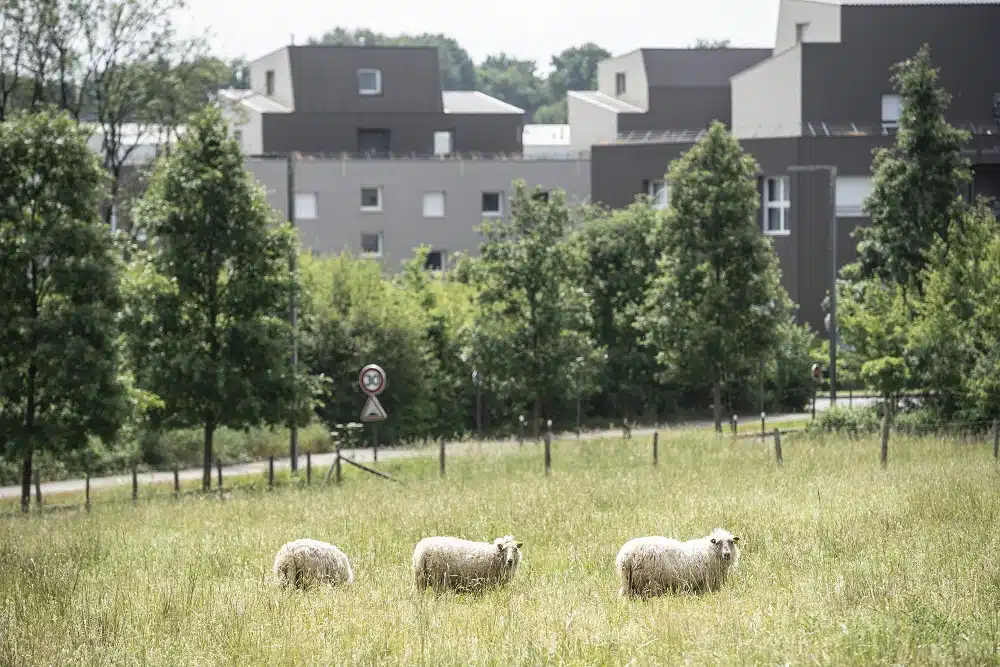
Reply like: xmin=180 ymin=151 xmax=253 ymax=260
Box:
xmin=532 ymin=190 xmax=550 ymax=203
xmin=425 ymin=250 xmax=444 ymax=271
xmin=294 ymin=192 xmax=318 ymax=220
xmin=361 ymin=186 xmax=383 ymax=212
xmin=358 ymin=68 xmax=382 ymax=95
xmin=795 ymin=22 xmax=807 ymax=43
xmin=764 ymin=176 xmax=790 ymax=234
xmin=835 ymin=176 xmax=874 ymax=217
xmin=615 ymin=72 xmax=626 ymax=95
xmin=881 ymin=94 xmax=901 ymax=130
xmin=265 ymin=70 xmax=275 ymax=96
xmin=423 ymin=191 xmax=445 ymax=218
xmin=647 ymin=180 xmax=669 ymax=210
xmin=482 ymin=192 xmax=503 ymax=216
xmin=233 ymin=129 xmax=243 ymax=148
xmin=433 ymin=131 xmax=453 ymax=156
xmin=361 ymin=232 xmax=383 ymax=257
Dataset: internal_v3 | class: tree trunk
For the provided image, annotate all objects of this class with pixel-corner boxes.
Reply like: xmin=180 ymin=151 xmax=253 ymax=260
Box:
xmin=713 ymin=379 xmax=723 ymax=433
xmin=880 ymin=395 xmax=891 ymax=467
xmin=20 ymin=451 xmax=33 ymax=514
xmin=203 ymin=416 xmax=215 ymax=491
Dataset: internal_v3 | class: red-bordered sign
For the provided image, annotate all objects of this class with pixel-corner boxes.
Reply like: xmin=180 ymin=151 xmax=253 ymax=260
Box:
xmin=359 ymin=364 xmax=386 ymax=396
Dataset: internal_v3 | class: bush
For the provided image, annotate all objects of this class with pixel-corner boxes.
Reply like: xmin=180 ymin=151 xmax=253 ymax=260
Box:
xmin=806 ymin=405 xmax=880 ymax=438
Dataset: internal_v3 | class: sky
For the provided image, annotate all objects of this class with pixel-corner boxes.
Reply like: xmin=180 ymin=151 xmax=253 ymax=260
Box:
xmin=180 ymin=0 xmax=781 ymax=71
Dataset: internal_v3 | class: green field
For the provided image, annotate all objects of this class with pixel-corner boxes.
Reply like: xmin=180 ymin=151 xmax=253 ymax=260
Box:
xmin=2 ymin=432 xmax=998 ymax=666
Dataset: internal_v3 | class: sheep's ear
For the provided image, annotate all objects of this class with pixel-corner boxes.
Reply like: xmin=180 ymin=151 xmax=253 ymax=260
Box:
xmin=732 ymin=536 xmax=740 ymax=543
xmin=497 ymin=543 xmax=504 ymax=552
xmin=710 ymin=538 xmax=717 ymax=545
xmin=516 ymin=542 xmax=523 ymax=549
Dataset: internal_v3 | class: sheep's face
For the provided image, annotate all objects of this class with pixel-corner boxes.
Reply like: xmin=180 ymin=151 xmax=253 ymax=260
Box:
xmin=494 ymin=536 xmax=523 ymax=569
xmin=709 ymin=529 xmax=740 ymax=562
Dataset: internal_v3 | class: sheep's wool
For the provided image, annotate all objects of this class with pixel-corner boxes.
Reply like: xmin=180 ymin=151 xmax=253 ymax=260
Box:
xmin=273 ymin=538 xmax=354 ymax=589
xmin=413 ymin=535 xmax=523 ymax=592
xmin=616 ymin=528 xmax=740 ymax=597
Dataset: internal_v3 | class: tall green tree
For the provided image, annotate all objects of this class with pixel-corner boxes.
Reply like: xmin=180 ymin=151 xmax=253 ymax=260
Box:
xmin=636 ymin=121 xmax=790 ymax=432
xmin=127 ymin=106 xmax=313 ymax=490
xmin=0 ymin=110 xmax=129 ymax=512
xmin=536 ymin=42 xmax=611 ymax=123
xmin=577 ymin=202 xmax=665 ymax=419
xmin=855 ymin=44 xmax=972 ymax=294
xmin=469 ymin=181 xmax=600 ymax=424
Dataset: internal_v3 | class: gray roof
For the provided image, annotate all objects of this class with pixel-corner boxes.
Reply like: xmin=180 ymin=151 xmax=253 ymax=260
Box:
xmin=217 ymin=88 xmax=292 ymax=113
xmin=442 ymin=91 xmax=524 ymax=114
xmin=568 ymin=91 xmax=644 ymax=113
xmin=640 ymin=48 xmax=772 ymax=88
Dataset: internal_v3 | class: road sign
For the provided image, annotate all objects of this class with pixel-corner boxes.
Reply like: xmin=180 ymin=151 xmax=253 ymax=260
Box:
xmin=359 ymin=364 xmax=386 ymax=395
xmin=812 ymin=363 xmax=822 ymax=382
xmin=361 ymin=395 xmax=388 ymax=422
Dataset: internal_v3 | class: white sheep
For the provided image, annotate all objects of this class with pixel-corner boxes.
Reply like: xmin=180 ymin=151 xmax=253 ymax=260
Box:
xmin=412 ymin=535 xmax=523 ymax=593
xmin=272 ymin=538 xmax=355 ymax=589
xmin=616 ymin=527 xmax=741 ymax=598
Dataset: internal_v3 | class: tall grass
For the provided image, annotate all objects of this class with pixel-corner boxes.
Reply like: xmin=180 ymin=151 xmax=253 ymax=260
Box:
xmin=1 ymin=432 xmax=998 ymax=666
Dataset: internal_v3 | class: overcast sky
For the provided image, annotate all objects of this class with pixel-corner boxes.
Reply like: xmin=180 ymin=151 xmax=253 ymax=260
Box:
xmin=180 ymin=0 xmax=780 ymax=70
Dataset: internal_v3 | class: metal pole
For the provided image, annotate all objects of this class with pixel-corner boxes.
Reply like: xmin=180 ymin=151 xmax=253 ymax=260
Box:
xmin=287 ymin=153 xmax=299 ymax=473
xmin=828 ymin=166 xmax=838 ymax=406
xmin=788 ymin=164 xmax=838 ymax=405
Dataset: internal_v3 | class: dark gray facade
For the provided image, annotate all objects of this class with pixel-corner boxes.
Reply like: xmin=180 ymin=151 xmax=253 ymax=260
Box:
xmin=229 ymin=45 xmax=526 ymax=156
xmin=588 ymin=0 xmax=1000 ymax=334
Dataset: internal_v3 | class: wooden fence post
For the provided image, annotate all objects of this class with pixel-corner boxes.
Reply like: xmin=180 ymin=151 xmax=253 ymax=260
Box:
xmin=880 ymin=405 xmax=890 ymax=468
xmin=33 ymin=470 xmax=41 ymax=509
xmin=131 ymin=466 xmax=138 ymax=504
xmin=773 ymin=429 xmax=783 ymax=467
xmin=335 ymin=447 xmax=342 ymax=484
xmin=761 ymin=412 xmax=766 ymax=440
xmin=216 ymin=459 xmax=223 ymax=492
xmin=173 ymin=465 xmax=180 ymax=499
xmin=85 ymin=473 xmax=91 ymax=512
xmin=306 ymin=452 xmax=312 ymax=485
xmin=268 ymin=456 xmax=274 ymax=488
xmin=652 ymin=431 xmax=659 ymax=466
xmin=439 ymin=438 xmax=446 ymax=478
xmin=544 ymin=432 xmax=552 ymax=476
xmin=993 ymin=419 xmax=999 ymax=460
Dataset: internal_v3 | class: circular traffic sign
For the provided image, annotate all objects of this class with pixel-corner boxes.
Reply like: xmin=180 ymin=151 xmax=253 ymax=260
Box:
xmin=359 ymin=364 xmax=386 ymax=395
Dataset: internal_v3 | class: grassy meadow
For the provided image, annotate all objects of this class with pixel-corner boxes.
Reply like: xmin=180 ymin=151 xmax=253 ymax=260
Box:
xmin=2 ymin=431 xmax=999 ymax=666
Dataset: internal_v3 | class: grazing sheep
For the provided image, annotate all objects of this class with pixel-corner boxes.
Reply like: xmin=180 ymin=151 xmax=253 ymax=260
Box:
xmin=616 ymin=528 xmax=740 ymax=598
xmin=273 ymin=538 xmax=354 ymax=589
xmin=412 ymin=535 xmax=523 ymax=593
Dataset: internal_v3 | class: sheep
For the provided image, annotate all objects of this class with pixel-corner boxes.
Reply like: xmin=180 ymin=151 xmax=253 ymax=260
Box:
xmin=616 ymin=527 xmax=740 ymax=598
xmin=412 ymin=535 xmax=523 ymax=593
xmin=272 ymin=538 xmax=354 ymax=589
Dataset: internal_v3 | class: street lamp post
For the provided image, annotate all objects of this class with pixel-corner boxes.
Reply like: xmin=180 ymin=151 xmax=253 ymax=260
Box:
xmin=788 ymin=164 xmax=838 ymax=406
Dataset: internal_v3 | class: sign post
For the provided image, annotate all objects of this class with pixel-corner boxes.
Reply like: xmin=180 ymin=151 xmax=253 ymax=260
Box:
xmin=359 ymin=364 xmax=388 ymax=461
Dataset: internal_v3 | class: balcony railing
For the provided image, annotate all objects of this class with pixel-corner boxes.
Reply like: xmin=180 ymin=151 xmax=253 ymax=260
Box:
xmin=245 ymin=150 xmax=591 ymax=162
xmin=608 ymin=122 xmax=1000 ymax=144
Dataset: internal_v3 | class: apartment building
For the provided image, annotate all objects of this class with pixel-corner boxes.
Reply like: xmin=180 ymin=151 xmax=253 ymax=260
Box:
xmin=219 ymin=45 xmax=590 ymax=267
xmin=571 ymin=0 xmax=1000 ymax=332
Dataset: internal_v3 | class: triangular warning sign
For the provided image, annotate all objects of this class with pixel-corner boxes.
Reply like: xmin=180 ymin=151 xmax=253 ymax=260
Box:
xmin=360 ymin=395 xmax=388 ymax=422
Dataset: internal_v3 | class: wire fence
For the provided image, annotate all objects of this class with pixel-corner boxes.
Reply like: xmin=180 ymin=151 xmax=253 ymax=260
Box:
xmin=4 ymin=414 xmax=997 ymax=520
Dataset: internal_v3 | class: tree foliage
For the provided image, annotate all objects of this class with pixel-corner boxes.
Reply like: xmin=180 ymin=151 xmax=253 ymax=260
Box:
xmin=0 ymin=110 xmax=129 ymax=510
xmin=636 ymin=122 xmax=793 ymax=431
xmin=125 ymin=106 xmax=314 ymax=489
xmin=855 ymin=44 xmax=972 ymax=294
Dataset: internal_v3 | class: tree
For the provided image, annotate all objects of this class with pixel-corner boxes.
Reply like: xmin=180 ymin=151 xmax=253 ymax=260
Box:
xmin=0 ymin=110 xmax=129 ymax=512
xmin=577 ymin=201 xmax=665 ymax=420
xmin=127 ymin=106 xmax=313 ymax=490
xmin=469 ymin=181 xmax=600 ymax=426
xmin=636 ymin=121 xmax=790 ymax=432
xmin=691 ymin=38 xmax=731 ymax=49
xmin=309 ymin=27 xmax=477 ymax=90
xmin=476 ymin=54 xmax=546 ymax=119
xmin=544 ymin=42 xmax=610 ymax=122
xmin=855 ymin=44 xmax=972 ymax=295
